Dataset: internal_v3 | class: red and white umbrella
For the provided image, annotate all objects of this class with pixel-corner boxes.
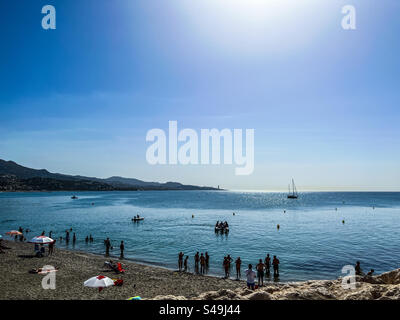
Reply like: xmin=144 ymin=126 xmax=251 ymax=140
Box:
xmin=29 ymin=235 xmax=54 ymax=244
xmin=84 ymin=275 xmax=114 ymax=292
xmin=6 ymin=230 xmax=22 ymax=236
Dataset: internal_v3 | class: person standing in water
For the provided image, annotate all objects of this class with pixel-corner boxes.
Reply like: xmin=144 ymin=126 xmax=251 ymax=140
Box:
xmin=265 ymin=254 xmax=271 ymax=275
xmin=184 ymin=256 xmax=189 ymax=272
xmin=73 ymin=233 xmax=76 ymax=245
xmin=200 ymin=253 xmax=206 ymax=274
xmin=65 ymin=230 xmax=70 ymax=245
xmin=235 ymin=257 xmax=242 ymax=280
xmin=194 ymin=252 xmax=200 ymax=273
xmin=120 ymin=241 xmax=125 ymax=259
xmin=272 ymin=255 xmax=280 ymax=277
xmin=256 ymin=259 xmax=265 ymax=287
xmin=178 ymin=252 xmax=184 ymax=271
xmin=105 ymin=238 xmax=111 ymax=256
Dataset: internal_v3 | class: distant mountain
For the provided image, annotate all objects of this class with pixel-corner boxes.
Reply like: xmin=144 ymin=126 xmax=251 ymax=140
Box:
xmin=0 ymin=159 xmax=218 ymax=191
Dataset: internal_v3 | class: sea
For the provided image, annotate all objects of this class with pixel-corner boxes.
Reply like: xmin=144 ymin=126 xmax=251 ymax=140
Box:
xmin=0 ymin=191 xmax=399 ymax=282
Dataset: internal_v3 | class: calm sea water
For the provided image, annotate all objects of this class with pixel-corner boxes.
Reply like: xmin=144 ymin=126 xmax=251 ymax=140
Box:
xmin=0 ymin=191 xmax=399 ymax=282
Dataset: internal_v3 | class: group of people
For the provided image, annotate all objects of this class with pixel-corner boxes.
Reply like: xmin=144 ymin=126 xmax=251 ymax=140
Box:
xmin=355 ymin=261 xmax=374 ymax=277
xmin=104 ymin=238 xmax=125 ymax=259
xmin=215 ymin=221 xmax=229 ymax=230
xmin=178 ymin=251 xmax=210 ymax=274
xmin=177 ymin=251 xmax=280 ymax=286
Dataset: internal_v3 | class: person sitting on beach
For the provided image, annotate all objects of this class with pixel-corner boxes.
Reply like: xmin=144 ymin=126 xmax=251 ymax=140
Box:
xmin=355 ymin=261 xmax=364 ymax=276
xmin=367 ymin=269 xmax=374 ymax=277
xmin=200 ymin=253 xmax=206 ymax=274
xmin=256 ymin=259 xmax=265 ymax=287
xmin=178 ymin=252 xmax=184 ymax=271
xmin=265 ymin=254 xmax=271 ymax=275
xmin=245 ymin=264 xmax=256 ymax=290
xmin=235 ymin=257 xmax=242 ymax=280
xmin=272 ymin=256 xmax=280 ymax=277
xmin=184 ymin=256 xmax=189 ymax=272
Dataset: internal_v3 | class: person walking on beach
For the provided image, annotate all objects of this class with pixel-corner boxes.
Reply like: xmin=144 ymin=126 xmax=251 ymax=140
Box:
xmin=245 ymin=264 xmax=256 ymax=290
xmin=178 ymin=252 xmax=184 ymax=271
xmin=184 ymin=256 xmax=189 ymax=272
xmin=256 ymin=259 xmax=265 ymax=287
xmin=265 ymin=254 xmax=271 ymax=275
xmin=48 ymin=239 xmax=55 ymax=256
xmin=273 ymin=255 xmax=280 ymax=277
xmin=120 ymin=241 xmax=125 ymax=259
xmin=194 ymin=252 xmax=200 ymax=273
xmin=235 ymin=257 xmax=242 ymax=280
xmin=200 ymin=253 xmax=206 ymax=274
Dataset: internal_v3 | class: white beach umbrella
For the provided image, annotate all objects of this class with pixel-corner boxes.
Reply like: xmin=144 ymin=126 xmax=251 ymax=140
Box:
xmin=29 ymin=235 xmax=54 ymax=244
xmin=84 ymin=275 xmax=114 ymax=292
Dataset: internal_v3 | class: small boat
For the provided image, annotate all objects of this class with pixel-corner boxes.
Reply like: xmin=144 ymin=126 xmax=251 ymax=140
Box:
xmin=71 ymin=195 xmax=78 ymax=200
xmin=287 ymin=179 xmax=298 ymax=199
xmin=132 ymin=217 xmax=144 ymax=222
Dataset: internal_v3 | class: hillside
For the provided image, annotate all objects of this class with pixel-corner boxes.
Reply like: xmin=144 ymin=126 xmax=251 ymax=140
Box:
xmin=0 ymin=159 xmax=218 ymax=191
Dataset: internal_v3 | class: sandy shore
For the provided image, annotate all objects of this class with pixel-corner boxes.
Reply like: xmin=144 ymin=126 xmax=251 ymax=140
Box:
xmin=0 ymin=240 xmax=244 ymax=300
xmin=1 ymin=240 xmax=399 ymax=300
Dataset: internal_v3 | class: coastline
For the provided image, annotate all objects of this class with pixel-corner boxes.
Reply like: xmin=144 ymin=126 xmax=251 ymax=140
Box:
xmin=1 ymin=240 xmax=399 ymax=300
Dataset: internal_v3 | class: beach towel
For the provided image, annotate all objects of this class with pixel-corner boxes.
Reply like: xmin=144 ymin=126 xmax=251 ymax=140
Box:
xmin=117 ymin=263 xmax=125 ymax=273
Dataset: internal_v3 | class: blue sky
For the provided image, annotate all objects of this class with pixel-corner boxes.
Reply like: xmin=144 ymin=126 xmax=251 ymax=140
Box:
xmin=1 ymin=0 xmax=399 ymax=190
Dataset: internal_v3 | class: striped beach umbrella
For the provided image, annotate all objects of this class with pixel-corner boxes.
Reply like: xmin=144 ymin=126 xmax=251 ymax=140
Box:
xmin=6 ymin=230 xmax=22 ymax=236
xmin=84 ymin=275 xmax=114 ymax=292
xmin=29 ymin=235 xmax=54 ymax=244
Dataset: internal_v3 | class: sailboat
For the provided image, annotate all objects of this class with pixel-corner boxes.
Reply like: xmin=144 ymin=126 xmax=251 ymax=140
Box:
xmin=287 ymin=179 xmax=298 ymax=199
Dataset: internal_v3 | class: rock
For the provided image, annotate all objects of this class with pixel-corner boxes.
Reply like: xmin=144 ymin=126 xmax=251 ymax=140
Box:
xmin=247 ymin=291 xmax=272 ymax=300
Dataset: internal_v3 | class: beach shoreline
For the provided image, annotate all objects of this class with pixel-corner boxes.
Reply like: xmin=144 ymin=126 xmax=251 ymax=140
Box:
xmin=1 ymin=240 xmax=400 ymax=300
